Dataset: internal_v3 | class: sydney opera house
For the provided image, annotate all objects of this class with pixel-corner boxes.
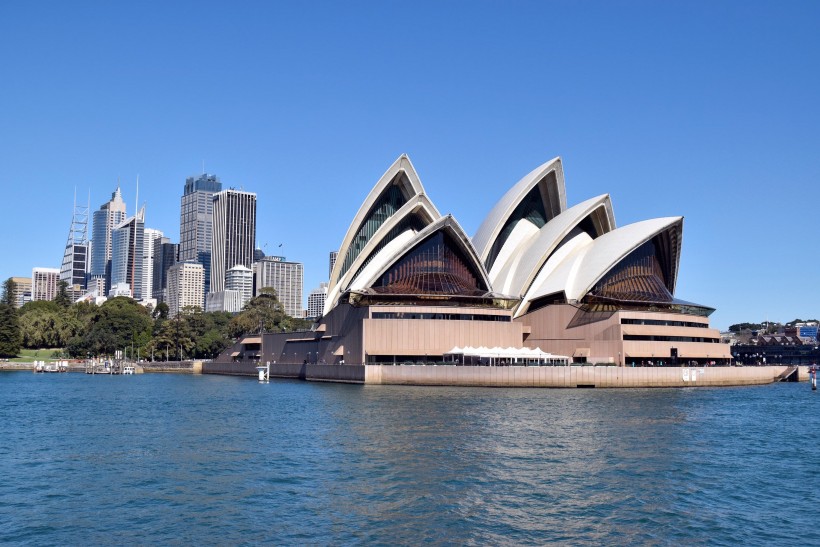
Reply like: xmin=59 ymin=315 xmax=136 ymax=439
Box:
xmin=222 ymin=154 xmax=731 ymax=368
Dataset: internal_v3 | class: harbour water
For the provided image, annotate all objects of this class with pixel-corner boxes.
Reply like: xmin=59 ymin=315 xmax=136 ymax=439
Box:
xmin=1 ymin=371 xmax=819 ymax=545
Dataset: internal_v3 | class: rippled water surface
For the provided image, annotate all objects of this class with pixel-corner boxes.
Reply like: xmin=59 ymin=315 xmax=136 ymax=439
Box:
xmin=2 ymin=371 xmax=819 ymax=545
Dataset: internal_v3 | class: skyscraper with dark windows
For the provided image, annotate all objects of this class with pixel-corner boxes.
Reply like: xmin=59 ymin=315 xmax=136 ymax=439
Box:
xmin=179 ymin=174 xmax=222 ymax=296
xmin=90 ymin=186 xmax=127 ymax=293
xmin=211 ymin=189 xmax=256 ymax=294
xmin=152 ymin=236 xmax=178 ymax=304
xmin=59 ymin=192 xmax=90 ymax=299
xmin=110 ymin=207 xmax=145 ymax=299
xmin=328 ymin=251 xmax=338 ymax=279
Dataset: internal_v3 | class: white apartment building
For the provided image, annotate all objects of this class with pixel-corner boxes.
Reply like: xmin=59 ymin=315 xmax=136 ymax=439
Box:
xmin=10 ymin=277 xmax=32 ymax=308
xmin=32 ymin=267 xmax=60 ymax=301
xmin=142 ymin=228 xmax=163 ymax=300
xmin=225 ymin=264 xmax=253 ymax=308
xmin=253 ymin=256 xmax=303 ymax=318
xmin=307 ymin=282 xmax=328 ymax=318
xmin=167 ymin=262 xmax=205 ymax=318
xmin=205 ymin=290 xmax=243 ymax=313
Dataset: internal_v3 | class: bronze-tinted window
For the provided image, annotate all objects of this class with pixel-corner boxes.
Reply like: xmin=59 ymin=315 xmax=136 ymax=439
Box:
xmin=371 ymin=231 xmax=487 ymax=296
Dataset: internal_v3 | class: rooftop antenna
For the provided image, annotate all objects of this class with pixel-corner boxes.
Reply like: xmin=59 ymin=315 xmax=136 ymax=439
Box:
xmin=202 ymin=160 xmax=205 ymax=175
xmin=60 ymin=186 xmax=90 ymax=289
xmin=131 ymin=175 xmax=140 ymax=298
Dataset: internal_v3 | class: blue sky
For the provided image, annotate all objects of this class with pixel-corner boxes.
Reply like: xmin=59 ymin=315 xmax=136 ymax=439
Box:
xmin=1 ymin=1 xmax=818 ymax=330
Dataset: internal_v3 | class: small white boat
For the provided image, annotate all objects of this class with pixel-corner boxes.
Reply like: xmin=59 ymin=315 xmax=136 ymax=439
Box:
xmin=123 ymin=366 xmax=135 ymax=375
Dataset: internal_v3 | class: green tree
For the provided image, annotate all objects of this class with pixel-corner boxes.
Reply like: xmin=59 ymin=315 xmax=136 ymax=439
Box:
xmin=2 ymin=278 xmax=17 ymax=307
xmin=0 ymin=303 xmax=22 ymax=357
xmin=228 ymin=288 xmax=285 ymax=337
xmin=149 ymin=315 xmax=195 ymax=360
xmin=19 ymin=306 xmax=64 ymax=348
xmin=83 ymin=297 xmax=153 ymax=357
xmin=153 ymin=301 xmax=169 ymax=320
xmin=54 ymin=280 xmax=72 ymax=309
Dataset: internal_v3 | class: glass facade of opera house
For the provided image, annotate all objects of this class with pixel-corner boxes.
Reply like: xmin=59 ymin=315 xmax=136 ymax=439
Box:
xmin=217 ymin=155 xmax=731 ymax=367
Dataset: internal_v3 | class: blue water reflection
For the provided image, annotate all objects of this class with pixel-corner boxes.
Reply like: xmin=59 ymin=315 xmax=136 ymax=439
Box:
xmin=1 ymin=372 xmax=818 ymax=545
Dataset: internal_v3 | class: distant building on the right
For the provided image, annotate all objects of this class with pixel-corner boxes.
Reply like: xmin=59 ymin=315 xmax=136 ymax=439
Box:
xmin=253 ymin=256 xmax=303 ymax=318
xmin=307 ymin=282 xmax=328 ymax=319
xmin=328 ymin=251 xmax=337 ymax=279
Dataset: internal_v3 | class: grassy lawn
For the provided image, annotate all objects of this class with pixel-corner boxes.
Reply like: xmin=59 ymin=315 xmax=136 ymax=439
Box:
xmin=7 ymin=348 xmax=65 ymax=363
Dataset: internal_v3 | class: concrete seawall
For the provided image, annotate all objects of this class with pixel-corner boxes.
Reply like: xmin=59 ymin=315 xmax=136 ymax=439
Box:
xmin=203 ymin=362 xmax=805 ymax=388
xmin=367 ymin=364 xmax=795 ymax=387
xmin=202 ymin=362 xmax=366 ymax=383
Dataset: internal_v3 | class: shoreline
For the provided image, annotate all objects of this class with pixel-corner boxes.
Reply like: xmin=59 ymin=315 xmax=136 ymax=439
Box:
xmin=203 ymin=361 xmax=808 ymax=388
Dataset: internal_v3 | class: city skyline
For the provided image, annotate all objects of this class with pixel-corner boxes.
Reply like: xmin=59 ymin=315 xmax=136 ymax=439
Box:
xmin=2 ymin=2 xmax=819 ymax=329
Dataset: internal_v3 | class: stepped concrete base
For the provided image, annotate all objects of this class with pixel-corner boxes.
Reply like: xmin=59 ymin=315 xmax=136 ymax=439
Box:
xmin=203 ymin=362 xmax=805 ymax=388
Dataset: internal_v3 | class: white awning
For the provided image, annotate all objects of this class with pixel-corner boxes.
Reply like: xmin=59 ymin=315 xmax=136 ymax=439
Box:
xmin=444 ymin=346 xmax=568 ymax=362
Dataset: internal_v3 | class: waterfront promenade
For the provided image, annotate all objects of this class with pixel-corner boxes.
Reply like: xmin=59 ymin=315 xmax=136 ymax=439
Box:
xmin=203 ymin=361 xmax=808 ymax=388
xmin=6 ymin=359 xmax=806 ymax=388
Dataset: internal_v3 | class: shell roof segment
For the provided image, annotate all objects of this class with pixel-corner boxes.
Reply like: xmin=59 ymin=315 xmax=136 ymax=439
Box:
xmin=321 ymin=154 xmax=692 ymax=320
xmin=526 ymin=216 xmax=684 ymax=304
xmin=473 ymin=157 xmax=567 ymax=272
xmin=326 ymin=155 xmax=440 ymax=308
xmin=350 ymin=215 xmax=493 ymax=298
xmin=491 ymin=194 xmax=615 ymax=297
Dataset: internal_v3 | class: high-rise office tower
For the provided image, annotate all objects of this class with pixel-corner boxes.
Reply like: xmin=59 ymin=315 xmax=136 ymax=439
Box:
xmin=307 ymin=282 xmax=328 ymax=319
xmin=110 ymin=207 xmax=145 ymax=299
xmin=329 ymin=251 xmax=338 ymax=279
xmin=211 ymin=189 xmax=256 ymax=294
xmin=253 ymin=256 xmax=303 ymax=318
xmin=141 ymin=228 xmax=163 ymax=300
xmin=179 ymin=174 xmax=222 ymax=296
xmin=90 ymin=186 xmax=127 ymax=292
xmin=32 ymin=268 xmax=60 ymax=301
xmin=60 ymin=192 xmax=90 ymax=298
xmin=152 ymin=236 xmax=178 ymax=304
xmin=167 ymin=262 xmax=204 ymax=318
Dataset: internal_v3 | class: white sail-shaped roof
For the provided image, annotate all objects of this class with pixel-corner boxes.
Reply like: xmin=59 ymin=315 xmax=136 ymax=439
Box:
xmin=523 ymin=216 xmax=683 ymax=308
xmin=324 ymin=155 xmax=441 ymax=315
xmin=473 ymin=157 xmax=567 ymax=272
xmin=350 ymin=215 xmax=492 ymax=295
xmin=322 ymin=154 xmax=695 ymax=321
xmin=490 ymin=194 xmax=616 ymax=297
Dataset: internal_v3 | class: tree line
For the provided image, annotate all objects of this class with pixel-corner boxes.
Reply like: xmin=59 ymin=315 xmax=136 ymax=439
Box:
xmin=0 ymin=278 xmax=312 ymax=360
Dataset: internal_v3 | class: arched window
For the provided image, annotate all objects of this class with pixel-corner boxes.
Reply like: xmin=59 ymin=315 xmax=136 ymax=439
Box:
xmin=371 ymin=231 xmax=488 ymax=296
